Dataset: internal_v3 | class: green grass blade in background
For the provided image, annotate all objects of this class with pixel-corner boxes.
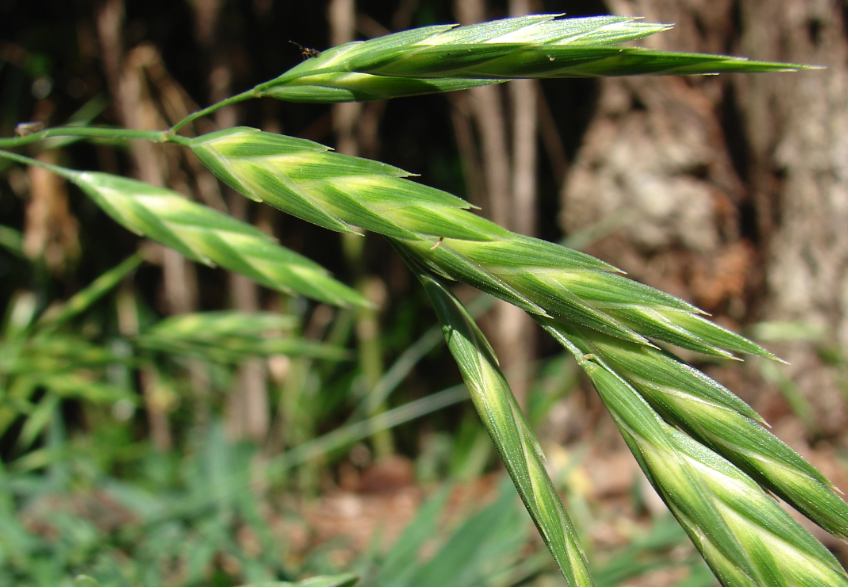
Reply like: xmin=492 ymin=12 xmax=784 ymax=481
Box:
xmin=69 ymin=171 xmax=367 ymax=308
xmin=35 ymin=252 xmax=144 ymax=333
xmin=403 ymin=479 xmax=528 ymax=587
xmin=376 ymin=486 xmax=452 ymax=587
xmin=237 ymin=573 xmax=359 ymax=586
xmin=403 ymin=252 xmax=594 ymax=587
xmin=74 ymin=572 xmax=360 ymax=587
xmin=137 ymin=311 xmax=351 ymax=362
xmin=0 ymin=225 xmax=24 ymax=257
xmin=257 ymin=15 xmax=811 ymax=103
xmin=266 ymin=385 xmax=468 ymax=478
xmin=282 ymin=574 xmax=359 ymax=587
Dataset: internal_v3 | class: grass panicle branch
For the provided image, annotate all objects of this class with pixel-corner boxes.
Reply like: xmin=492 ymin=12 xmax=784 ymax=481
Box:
xmin=189 ymin=121 xmax=848 ymax=586
xmin=190 ymin=126 xmax=773 ymax=360
xmin=0 ymin=13 xmax=840 ymax=587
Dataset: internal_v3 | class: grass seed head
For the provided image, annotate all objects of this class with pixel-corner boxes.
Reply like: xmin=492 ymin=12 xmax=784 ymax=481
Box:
xmin=257 ymin=15 xmax=809 ymax=103
xmin=574 ymin=347 xmax=848 ymax=587
xmin=73 ymin=171 xmax=367 ymax=308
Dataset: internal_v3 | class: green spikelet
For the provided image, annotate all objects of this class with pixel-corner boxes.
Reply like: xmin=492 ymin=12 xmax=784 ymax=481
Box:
xmin=544 ymin=329 xmax=848 ymax=587
xmin=72 ymin=171 xmax=367 ymax=308
xmin=190 ymin=127 xmax=776 ymax=360
xmin=256 ymin=15 xmax=809 ymax=103
xmin=541 ymin=320 xmax=848 ymax=541
xmin=408 ymin=258 xmax=594 ymax=587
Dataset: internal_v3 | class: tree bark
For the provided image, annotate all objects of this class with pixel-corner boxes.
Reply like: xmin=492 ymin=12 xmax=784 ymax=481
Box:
xmin=736 ymin=0 xmax=848 ymax=436
xmin=561 ymin=0 xmax=848 ymax=437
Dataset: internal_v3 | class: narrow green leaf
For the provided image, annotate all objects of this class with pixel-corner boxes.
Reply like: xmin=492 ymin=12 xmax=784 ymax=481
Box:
xmin=5 ymin=335 xmax=128 ymax=375
xmin=377 ymin=486 xmax=452 ymax=586
xmin=0 ymin=225 xmax=24 ymax=257
xmin=73 ymin=576 xmax=102 ymax=587
xmin=36 ymin=252 xmax=144 ymax=332
xmin=407 ymin=481 xmax=527 ymax=587
xmin=33 ymin=373 xmax=136 ymax=404
xmin=16 ymin=394 xmax=60 ymax=451
xmin=239 ymin=573 xmax=358 ymax=587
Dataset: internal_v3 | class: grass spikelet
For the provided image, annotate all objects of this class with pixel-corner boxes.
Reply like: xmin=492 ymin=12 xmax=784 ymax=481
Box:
xmin=544 ymin=332 xmax=848 ymax=587
xmin=71 ymin=171 xmax=367 ymax=308
xmin=257 ymin=15 xmax=811 ymax=103
xmin=405 ymin=255 xmax=594 ymax=587
xmin=191 ymin=127 xmax=775 ymax=360
xmin=541 ymin=320 xmax=848 ymax=540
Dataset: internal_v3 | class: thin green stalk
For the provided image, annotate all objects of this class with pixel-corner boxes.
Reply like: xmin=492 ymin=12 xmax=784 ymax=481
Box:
xmin=355 ymin=292 xmax=496 ymax=420
xmin=0 ymin=226 xmax=23 ymax=257
xmin=0 ymin=126 xmax=169 ymax=148
xmin=35 ymin=253 xmax=145 ymax=334
xmin=0 ymin=149 xmax=79 ymax=178
xmin=0 ymin=90 xmax=254 ymax=148
xmin=169 ymin=89 xmax=257 ymax=133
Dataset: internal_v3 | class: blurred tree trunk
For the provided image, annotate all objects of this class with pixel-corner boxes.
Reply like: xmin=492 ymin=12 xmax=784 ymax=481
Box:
xmin=561 ymin=0 xmax=848 ymax=438
xmin=735 ymin=0 xmax=848 ymax=436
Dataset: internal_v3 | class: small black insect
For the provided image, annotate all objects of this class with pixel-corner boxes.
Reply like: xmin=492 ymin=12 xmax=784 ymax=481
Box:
xmin=289 ymin=41 xmax=321 ymax=60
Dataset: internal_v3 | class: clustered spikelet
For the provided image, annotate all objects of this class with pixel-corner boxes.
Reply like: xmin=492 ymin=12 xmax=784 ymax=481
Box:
xmin=543 ymin=329 xmax=848 ymax=586
xmin=190 ymin=127 xmax=775 ymax=359
xmin=256 ymin=14 xmax=804 ymax=103
xmin=543 ymin=321 xmax=848 ymax=540
xmin=137 ymin=311 xmax=349 ymax=362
